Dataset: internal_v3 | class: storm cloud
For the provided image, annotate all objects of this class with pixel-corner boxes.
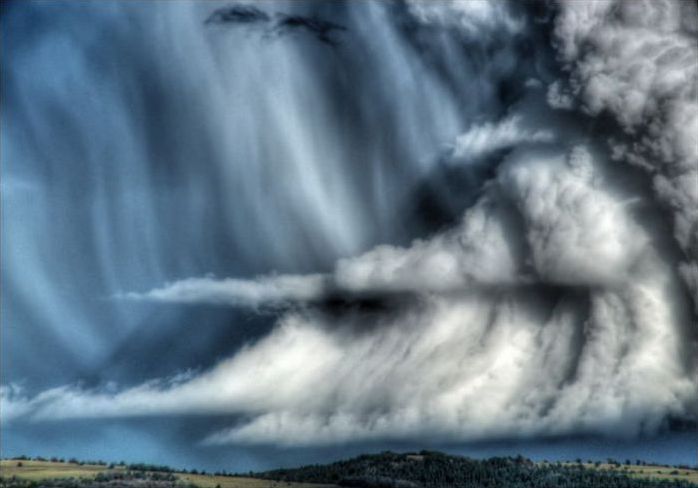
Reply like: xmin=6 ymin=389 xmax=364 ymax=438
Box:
xmin=2 ymin=0 xmax=696 ymax=455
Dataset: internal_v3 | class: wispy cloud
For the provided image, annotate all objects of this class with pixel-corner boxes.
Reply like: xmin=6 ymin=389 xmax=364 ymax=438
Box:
xmin=449 ymin=116 xmax=554 ymax=162
xmin=122 ymin=274 xmax=329 ymax=308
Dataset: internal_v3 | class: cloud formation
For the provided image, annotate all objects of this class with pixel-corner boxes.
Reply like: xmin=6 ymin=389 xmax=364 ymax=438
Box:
xmin=123 ymin=274 xmax=328 ymax=309
xmin=551 ymin=0 xmax=698 ymax=310
xmin=5 ymin=142 xmax=696 ymax=445
xmin=449 ymin=116 xmax=554 ymax=162
xmin=3 ymin=0 xmax=696 ymax=449
xmin=405 ymin=0 xmax=523 ymax=36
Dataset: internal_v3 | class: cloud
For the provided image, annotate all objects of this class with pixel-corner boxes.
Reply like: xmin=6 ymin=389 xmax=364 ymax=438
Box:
xmin=5 ymin=144 xmax=696 ymax=445
xmin=448 ymin=116 xmax=554 ymax=162
xmin=3 ymin=0 xmax=696 ymax=450
xmin=124 ymin=115 xmax=556 ymax=307
xmin=497 ymin=145 xmax=649 ymax=286
xmin=204 ymin=4 xmax=347 ymax=47
xmin=124 ymin=146 xmax=646 ymax=305
xmin=550 ymin=0 xmax=698 ymax=309
xmin=205 ymin=4 xmax=270 ymax=25
xmin=546 ymin=81 xmax=574 ymax=110
xmin=405 ymin=0 xmax=524 ymax=36
xmin=123 ymin=274 xmax=329 ymax=308
xmin=0 ymin=385 xmax=33 ymax=423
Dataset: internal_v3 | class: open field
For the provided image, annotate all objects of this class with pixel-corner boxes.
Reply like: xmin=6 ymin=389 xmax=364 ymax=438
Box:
xmin=178 ymin=472 xmax=337 ymax=488
xmin=0 ymin=461 xmax=122 ymax=481
xmin=0 ymin=461 xmax=337 ymax=488
xmin=592 ymin=463 xmax=698 ymax=484
xmin=554 ymin=462 xmax=698 ymax=484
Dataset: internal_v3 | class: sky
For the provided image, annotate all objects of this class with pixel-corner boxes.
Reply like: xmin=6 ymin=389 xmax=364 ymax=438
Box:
xmin=1 ymin=0 xmax=697 ymax=472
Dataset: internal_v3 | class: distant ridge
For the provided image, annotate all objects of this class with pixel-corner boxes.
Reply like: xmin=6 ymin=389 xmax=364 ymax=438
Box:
xmin=1 ymin=453 xmax=697 ymax=488
xmin=253 ymin=450 xmax=698 ymax=488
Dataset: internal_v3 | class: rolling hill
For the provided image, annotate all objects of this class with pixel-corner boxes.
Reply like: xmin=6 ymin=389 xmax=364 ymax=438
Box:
xmin=2 ymin=452 xmax=697 ymax=488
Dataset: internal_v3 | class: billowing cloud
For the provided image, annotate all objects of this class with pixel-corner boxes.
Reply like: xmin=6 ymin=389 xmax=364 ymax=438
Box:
xmin=125 ymin=116 xmax=556 ymax=304
xmin=405 ymin=0 xmax=524 ymax=35
xmin=2 ymin=0 xmax=696 ymax=451
xmin=124 ymin=146 xmax=648 ymax=302
xmin=551 ymin=0 xmax=698 ymax=310
xmin=5 ymin=142 xmax=696 ymax=445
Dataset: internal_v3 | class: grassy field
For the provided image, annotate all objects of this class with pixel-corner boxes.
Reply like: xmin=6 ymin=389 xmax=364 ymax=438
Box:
xmin=553 ymin=461 xmax=698 ymax=484
xmin=597 ymin=463 xmax=698 ymax=484
xmin=0 ymin=461 xmax=120 ymax=481
xmin=0 ymin=460 xmax=337 ymax=488
xmin=178 ymin=472 xmax=337 ymax=488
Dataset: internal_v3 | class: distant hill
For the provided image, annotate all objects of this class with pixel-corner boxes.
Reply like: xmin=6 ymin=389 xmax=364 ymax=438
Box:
xmin=253 ymin=451 xmax=698 ymax=488
xmin=2 ymin=453 xmax=697 ymax=488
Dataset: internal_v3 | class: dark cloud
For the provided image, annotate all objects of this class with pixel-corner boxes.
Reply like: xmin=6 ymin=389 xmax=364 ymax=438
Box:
xmin=204 ymin=4 xmax=347 ymax=47
xmin=205 ymin=4 xmax=270 ymax=25
xmin=274 ymin=14 xmax=347 ymax=46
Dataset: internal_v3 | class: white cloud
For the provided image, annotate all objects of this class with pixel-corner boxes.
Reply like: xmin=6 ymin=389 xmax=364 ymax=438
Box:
xmin=0 ymin=385 xmax=33 ymax=423
xmin=449 ymin=116 xmax=554 ymax=162
xmin=123 ymin=273 xmax=329 ymax=308
xmin=5 ymin=145 xmax=695 ymax=445
xmin=405 ymin=0 xmax=524 ymax=36
xmin=546 ymin=81 xmax=574 ymax=110
xmin=551 ymin=0 xmax=698 ymax=308
xmin=124 ymin=116 xmax=555 ymax=306
xmin=498 ymin=145 xmax=649 ymax=286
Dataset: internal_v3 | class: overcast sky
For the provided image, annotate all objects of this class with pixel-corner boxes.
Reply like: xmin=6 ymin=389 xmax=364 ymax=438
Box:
xmin=2 ymin=0 xmax=697 ymax=472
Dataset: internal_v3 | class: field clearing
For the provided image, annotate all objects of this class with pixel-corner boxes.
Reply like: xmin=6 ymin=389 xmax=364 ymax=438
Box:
xmin=555 ymin=462 xmax=698 ymax=484
xmin=0 ymin=461 xmax=123 ymax=480
xmin=179 ymin=472 xmax=337 ymax=488
xmin=0 ymin=460 xmax=337 ymax=488
xmin=599 ymin=464 xmax=698 ymax=484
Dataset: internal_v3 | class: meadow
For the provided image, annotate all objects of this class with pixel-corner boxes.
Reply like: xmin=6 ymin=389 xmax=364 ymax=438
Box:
xmin=0 ymin=460 xmax=337 ymax=488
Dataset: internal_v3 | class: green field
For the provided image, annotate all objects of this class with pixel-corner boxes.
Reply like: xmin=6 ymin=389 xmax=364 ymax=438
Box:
xmin=0 ymin=460 xmax=337 ymax=488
